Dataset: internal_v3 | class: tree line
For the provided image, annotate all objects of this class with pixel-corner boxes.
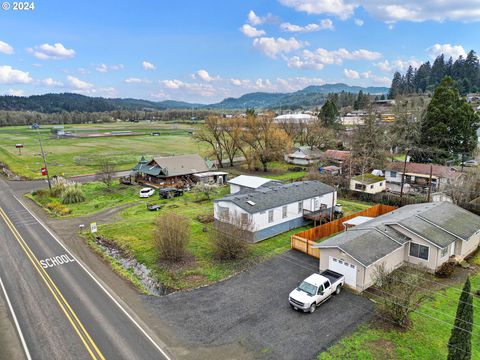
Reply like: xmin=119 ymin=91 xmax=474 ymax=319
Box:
xmin=389 ymin=50 xmax=480 ymax=98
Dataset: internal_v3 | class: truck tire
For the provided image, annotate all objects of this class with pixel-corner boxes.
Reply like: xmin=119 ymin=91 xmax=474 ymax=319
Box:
xmin=309 ymin=303 xmax=316 ymax=313
xmin=335 ymin=285 xmax=341 ymax=295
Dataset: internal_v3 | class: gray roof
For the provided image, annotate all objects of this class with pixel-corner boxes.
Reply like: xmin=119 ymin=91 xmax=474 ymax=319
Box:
xmin=315 ymin=202 xmax=480 ymax=267
xmin=132 ymin=154 xmax=212 ymax=177
xmin=216 ymin=181 xmax=335 ymax=214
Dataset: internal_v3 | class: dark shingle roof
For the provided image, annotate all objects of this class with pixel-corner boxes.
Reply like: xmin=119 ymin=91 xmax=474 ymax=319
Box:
xmin=216 ymin=181 xmax=334 ymax=214
xmin=315 ymin=202 xmax=480 ymax=266
xmin=132 ymin=154 xmax=212 ymax=177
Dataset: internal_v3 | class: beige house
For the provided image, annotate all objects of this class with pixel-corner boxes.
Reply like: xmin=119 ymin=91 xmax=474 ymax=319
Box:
xmin=350 ymin=174 xmax=386 ymax=194
xmin=314 ymin=202 xmax=480 ymax=291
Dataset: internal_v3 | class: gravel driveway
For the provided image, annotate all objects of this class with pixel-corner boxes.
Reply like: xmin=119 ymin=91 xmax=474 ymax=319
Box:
xmin=146 ymin=250 xmax=374 ymax=360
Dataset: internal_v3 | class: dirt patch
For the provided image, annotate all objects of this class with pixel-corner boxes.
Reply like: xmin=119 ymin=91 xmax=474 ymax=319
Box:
xmin=368 ymin=338 xmax=398 ymax=360
xmin=184 ymin=274 xmax=208 ymax=283
xmin=159 ymin=253 xmax=197 ymax=273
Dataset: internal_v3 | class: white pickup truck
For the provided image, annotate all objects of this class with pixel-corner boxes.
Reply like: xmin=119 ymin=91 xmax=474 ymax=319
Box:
xmin=289 ymin=270 xmax=345 ymax=313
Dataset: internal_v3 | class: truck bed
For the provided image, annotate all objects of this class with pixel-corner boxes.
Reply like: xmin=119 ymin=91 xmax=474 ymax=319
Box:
xmin=320 ymin=269 xmax=344 ymax=285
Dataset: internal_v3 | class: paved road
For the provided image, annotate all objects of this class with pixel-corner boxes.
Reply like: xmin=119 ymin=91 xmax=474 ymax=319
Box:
xmin=0 ymin=177 xmax=172 ymax=360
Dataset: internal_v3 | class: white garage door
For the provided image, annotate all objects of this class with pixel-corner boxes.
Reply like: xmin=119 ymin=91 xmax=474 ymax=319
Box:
xmin=329 ymin=256 xmax=357 ymax=289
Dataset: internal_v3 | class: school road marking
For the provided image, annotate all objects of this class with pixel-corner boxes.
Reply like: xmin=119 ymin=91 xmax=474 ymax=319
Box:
xmin=40 ymin=254 xmax=75 ymax=269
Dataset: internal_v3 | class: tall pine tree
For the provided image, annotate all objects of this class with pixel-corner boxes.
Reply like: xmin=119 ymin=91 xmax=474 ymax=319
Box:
xmin=318 ymin=99 xmax=339 ymax=127
xmin=418 ymin=76 xmax=480 ymax=162
xmin=447 ymin=277 xmax=473 ymax=360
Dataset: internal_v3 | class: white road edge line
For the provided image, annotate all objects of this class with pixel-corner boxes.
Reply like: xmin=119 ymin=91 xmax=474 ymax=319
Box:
xmin=13 ymin=195 xmax=173 ymax=360
xmin=0 ymin=274 xmax=32 ymax=360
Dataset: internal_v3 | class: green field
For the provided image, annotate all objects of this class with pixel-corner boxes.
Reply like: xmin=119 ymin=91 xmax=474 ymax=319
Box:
xmin=0 ymin=122 xmax=205 ymax=179
xmin=319 ymin=252 xmax=480 ymax=360
xmin=90 ymin=188 xmax=309 ymax=291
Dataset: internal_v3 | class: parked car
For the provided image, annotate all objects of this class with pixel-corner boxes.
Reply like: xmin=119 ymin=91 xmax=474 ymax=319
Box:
xmin=462 ymin=159 xmax=478 ymax=167
xmin=146 ymin=203 xmax=164 ymax=211
xmin=159 ymin=187 xmax=184 ymax=199
xmin=139 ymin=187 xmax=155 ymax=198
xmin=289 ymin=270 xmax=345 ymax=313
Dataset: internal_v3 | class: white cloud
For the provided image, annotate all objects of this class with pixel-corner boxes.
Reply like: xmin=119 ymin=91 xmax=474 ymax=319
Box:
xmin=375 ymin=58 xmax=423 ymax=72
xmin=0 ymin=41 xmax=14 ymax=54
xmin=280 ymin=19 xmax=333 ymax=32
xmin=42 ymin=78 xmax=63 ymax=87
xmin=7 ymin=89 xmax=25 ymax=96
xmin=427 ymin=43 xmax=467 ymax=59
xmin=28 ymin=43 xmax=75 ymax=60
xmin=96 ymin=63 xmax=124 ymax=73
xmin=67 ymin=75 xmax=93 ymax=90
xmin=279 ymin=0 xmax=480 ymax=23
xmin=240 ymin=24 xmax=266 ymax=37
xmin=252 ymin=37 xmax=305 ymax=59
xmin=344 ymin=68 xmax=360 ymax=78
xmin=247 ymin=10 xmax=277 ymax=25
xmin=194 ymin=69 xmax=216 ymax=82
xmin=0 ymin=66 xmax=33 ymax=84
xmin=160 ymin=79 xmax=216 ymax=97
xmin=287 ymin=47 xmax=382 ymax=69
xmin=230 ymin=78 xmax=244 ymax=86
xmin=279 ymin=0 xmax=356 ymax=19
xmin=354 ymin=18 xmax=364 ymax=26
xmin=360 ymin=71 xmax=391 ymax=85
xmin=125 ymin=77 xmax=143 ymax=84
xmin=142 ymin=61 xmax=156 ymax=70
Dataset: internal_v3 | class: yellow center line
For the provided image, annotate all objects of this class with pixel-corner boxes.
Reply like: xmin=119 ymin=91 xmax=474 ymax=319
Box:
xmin=0 ymin=207 xmax=105 ymax=360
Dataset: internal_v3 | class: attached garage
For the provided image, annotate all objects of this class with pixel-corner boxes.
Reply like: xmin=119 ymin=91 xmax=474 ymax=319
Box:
xmin=329 ymin=256 xmax=357 ymax=289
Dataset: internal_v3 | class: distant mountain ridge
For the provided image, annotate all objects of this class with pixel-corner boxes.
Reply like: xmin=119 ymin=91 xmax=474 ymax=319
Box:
xmin=0 ymin=83 xmax=388 ymax=113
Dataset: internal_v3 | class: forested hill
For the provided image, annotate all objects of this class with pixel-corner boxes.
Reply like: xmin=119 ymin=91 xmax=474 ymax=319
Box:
xmin=389 ymin=50 xmax=480 ymax=98
xmin=0 ymin=83 xmax=389 ymax=113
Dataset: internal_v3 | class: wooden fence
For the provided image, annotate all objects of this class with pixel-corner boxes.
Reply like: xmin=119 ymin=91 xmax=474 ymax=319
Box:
xmin=291 ymin=204 xmax=397 ymax=259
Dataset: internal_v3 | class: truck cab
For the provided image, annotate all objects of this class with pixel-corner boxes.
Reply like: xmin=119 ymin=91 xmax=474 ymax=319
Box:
xmin=289 ymin=270 xmax=344 ymax=313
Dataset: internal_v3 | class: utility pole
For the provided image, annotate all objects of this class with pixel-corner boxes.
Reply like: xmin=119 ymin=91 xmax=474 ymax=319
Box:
xmin=427 ymin=164 xmax=433 ymax=202
xmin=37 ymin=129 xmax=52 ymax=192
xmin=400 ymin=149 xmax=410 ymax=198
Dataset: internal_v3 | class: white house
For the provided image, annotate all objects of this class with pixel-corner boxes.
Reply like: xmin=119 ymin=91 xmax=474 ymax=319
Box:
xmin=227 ymin=175 xmax=279 ymax=194
xmin=285 ymin=146 xmax=322 ymax=166
xmin=350 ymin=174 xmax=386 ymax=194
xmin=214 ymin=181 xmax=337 ymax=242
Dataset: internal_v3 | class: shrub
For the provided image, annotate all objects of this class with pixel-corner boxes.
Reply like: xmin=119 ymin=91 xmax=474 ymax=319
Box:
xmin=192 ymin=182 xmax=218 ymax=201
xmin=153 ymin=212 xmax=189 ymax=262
xmin=46 ymin=201 xmax=71 ymax=216
xmin=211 ymin=213 xmax=250 ymax=261
xmin=197 ymin=214 xmax=214 ymax=224
xmin=61 ymin=183 xmax=86 ymax=204
xmin=51 ymin=176 xmax=70 ymax=197
xmin=435 ymin=261 xmax=456 ymax=278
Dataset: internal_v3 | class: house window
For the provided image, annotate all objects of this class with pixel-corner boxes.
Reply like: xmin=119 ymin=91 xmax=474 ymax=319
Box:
xmin=355 ymin=183 xmax=366 ymax=191
xmin=379 ymin=182 xmax=383 ymax=186
xmin=268 ymin=210 xmax=274 ymax=223
xmin=282 ymin=206 xmax=288 ymax=219
xmin=441 ymin=246 xmax=448 ymax=258
xmin=241 ymin=213 xmax=249 ymax=225
xmin=370 ymin=185 xmax=374 ymax=189
xmin=409 ymin=242 xmax=429 ymax=260
xmin=298 ymin=201 xmax=303 ymax=214
xmin=218 ymin=206 xmax=229 ymax=219
xmin=390 ymin=171 xmax=397 ymax=177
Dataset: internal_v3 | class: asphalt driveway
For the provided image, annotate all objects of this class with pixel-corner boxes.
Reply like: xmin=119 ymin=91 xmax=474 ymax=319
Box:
xmin=145 ymin=250 xmax=374 ymax=360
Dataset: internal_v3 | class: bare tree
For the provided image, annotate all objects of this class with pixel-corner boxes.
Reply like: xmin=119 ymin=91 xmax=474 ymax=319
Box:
xmin=304 ymin=120 xmax=337 ymax=150
xmin=373 ymin=264 xmax=429 ymax=327
xmin=193 ymin=116 xmax=224 ymax=168
xmin=446 ymin=168 xmax=480 ymax=204
xmin=218 ymin=118 xmax=240 ymax=167
xmin=97 ymin=159 xmax=116 ymax=188
xmin=192 ymin=182 xmax=218 ymax=201
xmin=212 ymin=212 xmax=252 ymax=260
xmin=153 ymin=212 xmax=190 ymax=262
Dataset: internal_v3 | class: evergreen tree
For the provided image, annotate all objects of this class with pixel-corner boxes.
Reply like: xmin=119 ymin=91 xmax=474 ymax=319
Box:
xmin=318 ymin=99 xmax=339 ymax=127
xmin=413 ymin=62 xmax=431 ymax=93
xmin=447 ymin=277 xmax=473 ymax=360
xmin=389 ymin=72 xmax=404 ymax=99
xmin=419 ymin=76 xmax=480 ymax=162
xmin=430 ymin=54 xmax=446 ymax=88
xmin=405 ymin=65 xmax=415 ymax=93
xmin=354 ymin=90 xmax=370 ymax=109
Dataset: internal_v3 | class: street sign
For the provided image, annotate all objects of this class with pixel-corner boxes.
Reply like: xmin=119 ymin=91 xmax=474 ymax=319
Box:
xmin=15 ymin=144 xmax=23 ymax=148
xmin=41 ymin=167 xmax=47 ymax=176
xmin=90 ymin=222 xmax=97 ymax=233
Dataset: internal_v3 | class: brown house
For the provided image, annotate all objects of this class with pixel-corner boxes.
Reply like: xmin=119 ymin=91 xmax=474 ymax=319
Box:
xmin=131 ymin=154 xmax=215 ymax=187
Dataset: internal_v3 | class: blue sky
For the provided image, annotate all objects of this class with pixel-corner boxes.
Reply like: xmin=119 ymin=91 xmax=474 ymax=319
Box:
xmin=0 ymin=0 xmax=479 ymax=103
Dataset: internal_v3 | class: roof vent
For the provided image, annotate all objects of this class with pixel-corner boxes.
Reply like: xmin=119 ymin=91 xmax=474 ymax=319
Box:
xmin=247 ymin=200 xmax=256 ymax=206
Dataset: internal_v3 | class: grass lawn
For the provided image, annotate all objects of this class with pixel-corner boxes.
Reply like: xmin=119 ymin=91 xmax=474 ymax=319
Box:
xmin=319 ymin=252 xmax=480 ymax=360
xmin=91 ymin=187 xmax=309 ymax=291
xmin=337 ymin=198 xmax=373 ymax=216
xmin=26 ymin=181 xmax=141 ymax=217
xmin=0 ymin=122 xmax=206 ymax=179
